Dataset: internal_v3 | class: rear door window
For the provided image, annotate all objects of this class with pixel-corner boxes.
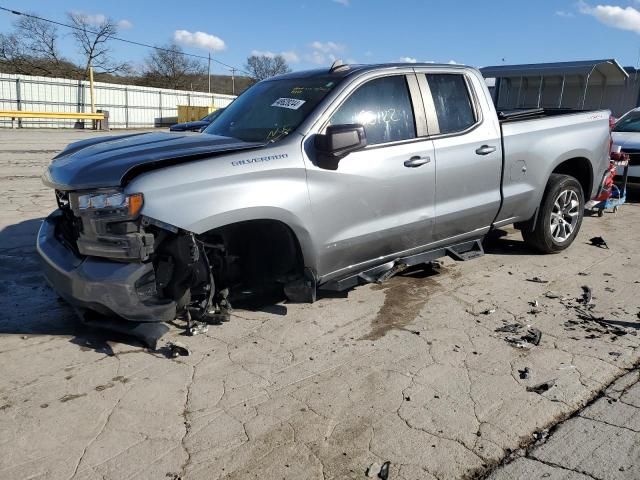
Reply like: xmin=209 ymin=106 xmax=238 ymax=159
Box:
xmin=426 ymin=74 xmax=476 ymax=134
xmin=329 ymin=75 xmax=416 ymax=145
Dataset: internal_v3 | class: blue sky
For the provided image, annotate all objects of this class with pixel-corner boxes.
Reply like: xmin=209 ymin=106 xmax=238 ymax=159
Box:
xmin=1 ymin=0 xmax=640 ymax=74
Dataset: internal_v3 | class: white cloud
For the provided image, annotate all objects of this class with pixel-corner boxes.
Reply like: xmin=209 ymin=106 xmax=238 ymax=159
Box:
xmin=251 ymin=49 xmax=300 ymax=63
xmin=333 ymin=0 xmax=350 ymax=5
xmin=310 ymin=41 xmax=344 ymax=53
xmin=71 ymin=11 xmax=132 ymax=29
xmin=579 ymin=2 xmax=640 ymax=33
xmin=399 ymin=56 xmax=417 ymax=63
xmin=555 ymin=10 xmax=574 ymax=18
xmin=117 ymin=19 xmax=133 ymax=29
xmin=280 ymin=51 xmax=300 ymax=63
xmin=174 ymin=30 xmax=226 ymax=51
xmin=448 ymin=60 xmax=458 ymax=64
xmin=70 ymin=11 xmax=106 ymax=25
xmin=304 ymin=41 xmax=345 ymax=65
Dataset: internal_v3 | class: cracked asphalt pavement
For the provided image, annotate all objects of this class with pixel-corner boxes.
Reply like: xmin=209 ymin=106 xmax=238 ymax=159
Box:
xmin=1 ymin=130 xmax=639 ymax=480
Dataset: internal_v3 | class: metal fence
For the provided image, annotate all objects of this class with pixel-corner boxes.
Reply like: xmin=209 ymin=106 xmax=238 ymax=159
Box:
xmin=0 ymin=73 xmax=236 ymax=129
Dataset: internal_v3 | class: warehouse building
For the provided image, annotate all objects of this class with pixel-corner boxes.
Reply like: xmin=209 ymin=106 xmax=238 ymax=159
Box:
xmin=481 ymin=59 xmax=638 ymax=117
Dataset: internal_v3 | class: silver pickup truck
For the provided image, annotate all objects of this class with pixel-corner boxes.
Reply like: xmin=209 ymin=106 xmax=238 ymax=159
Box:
xmin=38 ymin=63 xmax=611 ymax=325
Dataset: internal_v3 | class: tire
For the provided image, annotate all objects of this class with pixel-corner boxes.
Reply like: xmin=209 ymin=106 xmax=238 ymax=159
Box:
xmin=522 ymin=174 xmax=584 ymax=253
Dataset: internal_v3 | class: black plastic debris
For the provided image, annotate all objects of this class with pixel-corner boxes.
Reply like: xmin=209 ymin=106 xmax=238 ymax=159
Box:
xmin=579 ymin=286 xmax=593 ymax=305
xmin=526 ymin=379 xmax=555 ymax=394
xmin=526 ymin=277 xmax=549 ymax=284
xmin=518 ymin=367 xmax=530 ymax=380
xmin=523 ymin=328 xmax=542 ymax=346
xmin=168 ymin=341 xmax=190 ymax=358
xmin=495 ymin=323 xmax=522 ymax=333
xmin=378 ymin=461 xmax=390 ymax=480
xmin=589 ymin=236 xmax=609 ymax=249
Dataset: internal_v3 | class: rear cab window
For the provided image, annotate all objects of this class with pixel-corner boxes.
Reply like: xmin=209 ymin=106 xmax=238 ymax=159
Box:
xmin=425 ymin=74 xmax=477 ymax=135
xmin=329 ymin=75 xmax=416 ymax=145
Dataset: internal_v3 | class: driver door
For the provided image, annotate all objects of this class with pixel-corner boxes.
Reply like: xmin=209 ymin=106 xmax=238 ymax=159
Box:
xmin=303 ymin=73 xmax=436 ymax=281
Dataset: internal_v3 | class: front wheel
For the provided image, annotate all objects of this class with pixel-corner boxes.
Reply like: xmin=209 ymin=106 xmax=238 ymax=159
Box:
xmin=522 ymin=174 xmax=584 ymax=253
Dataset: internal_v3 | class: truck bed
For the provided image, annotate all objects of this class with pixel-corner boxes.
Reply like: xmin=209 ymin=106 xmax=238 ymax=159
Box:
xmin=495 ymin=108 xmax=611 ymax=224
xmin=498 ymin=108 xmax=599 ymax=123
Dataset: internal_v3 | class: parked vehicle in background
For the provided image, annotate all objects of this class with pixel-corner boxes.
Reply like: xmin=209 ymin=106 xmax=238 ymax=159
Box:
xmin=611 ymin=108 xmax=640 ymax=181
xmin=169 ymin=108 xmax=225 ymax=132
xmin=38 ymin=62 xmax=612 ymax=327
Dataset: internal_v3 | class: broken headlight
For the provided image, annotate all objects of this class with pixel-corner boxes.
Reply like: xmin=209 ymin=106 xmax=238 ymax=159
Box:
xmin=75 ymin=191 xmax=144 ymax=217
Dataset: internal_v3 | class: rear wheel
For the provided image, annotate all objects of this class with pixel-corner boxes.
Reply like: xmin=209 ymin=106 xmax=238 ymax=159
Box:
xmin=522 ymin=174 xmax=584 ymax=253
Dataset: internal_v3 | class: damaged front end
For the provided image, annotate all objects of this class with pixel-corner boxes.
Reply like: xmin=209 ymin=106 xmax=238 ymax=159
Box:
xmin=38 ymin=189 xmax=233 ymax=331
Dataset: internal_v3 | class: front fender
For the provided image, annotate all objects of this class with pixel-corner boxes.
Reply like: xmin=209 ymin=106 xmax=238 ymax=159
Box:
xmin=125 ymin=147 xmax=318 ymax=272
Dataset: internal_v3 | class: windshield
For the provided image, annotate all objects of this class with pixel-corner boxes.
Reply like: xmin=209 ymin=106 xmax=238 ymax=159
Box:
xmin=201 ymin=109 xmax=224 ymax=122
xmin=203 ymin=76 xmax=339 ymax=142
xmin=614 ymin=113 xmax=640 ymax=132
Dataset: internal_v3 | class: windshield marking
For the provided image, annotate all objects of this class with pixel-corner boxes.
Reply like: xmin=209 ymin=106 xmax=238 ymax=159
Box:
xmin=271 ymin=98 xmax=306 ymax=110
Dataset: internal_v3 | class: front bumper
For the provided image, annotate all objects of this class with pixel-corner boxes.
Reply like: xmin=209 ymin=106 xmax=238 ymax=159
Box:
xmin=37 ymin=211 xmax=176 ymax=322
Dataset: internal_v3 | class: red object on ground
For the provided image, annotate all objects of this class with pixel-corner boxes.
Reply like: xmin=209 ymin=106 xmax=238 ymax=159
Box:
xmin=595 ymin=161 xmax=617 ymax=202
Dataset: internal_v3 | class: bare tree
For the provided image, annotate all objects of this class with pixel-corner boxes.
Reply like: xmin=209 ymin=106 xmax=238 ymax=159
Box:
xmin=0 ymin=14 xmax=69 ymax=76
xmin=67 ymin=12 xmax=129 ymax=78
xmin=245 ymin=55 xmax=291 ymax=81
xmin=141 ymin=43 xmax=205 ymax=90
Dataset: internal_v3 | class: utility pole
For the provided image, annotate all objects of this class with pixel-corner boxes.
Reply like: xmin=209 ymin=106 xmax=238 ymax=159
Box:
xmin=208 ymin=52 xmax=211 ymax=93
xmin=231 ymin=68 xmax=236 ymax=95
xmin=89 ymin=65 xmax=96 ymax=113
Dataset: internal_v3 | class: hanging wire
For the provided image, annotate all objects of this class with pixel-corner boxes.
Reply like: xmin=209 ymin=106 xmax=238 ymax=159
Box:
xmin=0 ymin=6 xmax=252 ymax=76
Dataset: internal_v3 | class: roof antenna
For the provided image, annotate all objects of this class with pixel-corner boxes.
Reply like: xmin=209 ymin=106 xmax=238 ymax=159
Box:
xmin=330 ymin=59 xmax=349 ymax=72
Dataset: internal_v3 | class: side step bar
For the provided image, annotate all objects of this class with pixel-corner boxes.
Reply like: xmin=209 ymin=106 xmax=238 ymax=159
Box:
xmin=320 ymin=239 xmax=484 ymax=292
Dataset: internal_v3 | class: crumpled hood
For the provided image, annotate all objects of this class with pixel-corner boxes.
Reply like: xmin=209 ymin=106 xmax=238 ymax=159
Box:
xmin=611 ymin=131 xmax=640 ymax=150
xmin=43 ymin=132 xmax=264 ymax=190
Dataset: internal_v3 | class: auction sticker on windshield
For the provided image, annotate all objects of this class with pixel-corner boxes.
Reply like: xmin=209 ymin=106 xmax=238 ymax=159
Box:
xmin=272 ymin=98 xmax=306 ymax=110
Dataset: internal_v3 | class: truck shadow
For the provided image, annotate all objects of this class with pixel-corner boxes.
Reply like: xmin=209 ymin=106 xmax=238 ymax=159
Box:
xmin=0 ymin=218 xmax=149 ymax=354
xmin=482 ymin=228 xmax=537 ymax=256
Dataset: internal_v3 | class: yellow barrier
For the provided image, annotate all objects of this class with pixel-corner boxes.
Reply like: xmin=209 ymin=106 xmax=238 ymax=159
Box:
xmin=177 ymin=105 xmax=215 ymax=123
xmin=0 ymin=110 xmax=105 ymax=120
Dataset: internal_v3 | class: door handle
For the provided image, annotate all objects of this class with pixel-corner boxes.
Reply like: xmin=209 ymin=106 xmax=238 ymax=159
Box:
xmin=404 ymin=156 xmax=431 ymax=168
xmin=475 ymin=145 xmax=497 ymax=155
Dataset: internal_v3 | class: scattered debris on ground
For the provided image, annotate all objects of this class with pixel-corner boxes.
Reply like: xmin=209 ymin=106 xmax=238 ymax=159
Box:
xmin=366 ymin=462 xmax=381 ymax=478
xmin=168 ymin=342 xmax=190 ymax=358
xmin=378 ymin=461 xmax=390 ymax=480
xmin=496 ymin=322 xmax=543 ymax=348
xmin=495 ymin=323 xmax=522 ymax=333
xmin=579 ymin=285 xmax=593 ymax=305
xmin=366 ymin=461 xmax=390 ymax=479
xmin=518 ymin=367 xmax=530 ymax=380
xmin=526 ymin=276 xmax=549 ymax=284
xmin=522 ymin=328 xmax=542 ymax=346
xmin=589 ymin=236 xmax=609 ymax=249
xmin=526 ymin=379 xmax=556 ymax=394
xmin=188 ymin=322 xmax=209 ymax=336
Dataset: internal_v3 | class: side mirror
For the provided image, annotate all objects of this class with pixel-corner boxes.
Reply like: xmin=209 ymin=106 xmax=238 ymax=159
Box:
xmin=315 ymin=124 xmax=367 ymax=170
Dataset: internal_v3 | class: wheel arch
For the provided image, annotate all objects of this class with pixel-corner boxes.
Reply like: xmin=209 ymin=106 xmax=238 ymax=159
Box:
xmin=550 ymin=156 xmax=593 ymax=200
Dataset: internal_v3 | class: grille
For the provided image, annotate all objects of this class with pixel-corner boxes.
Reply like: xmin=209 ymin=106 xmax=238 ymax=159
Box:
xmin=621 ymin=149 xmax=640 ymax=166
